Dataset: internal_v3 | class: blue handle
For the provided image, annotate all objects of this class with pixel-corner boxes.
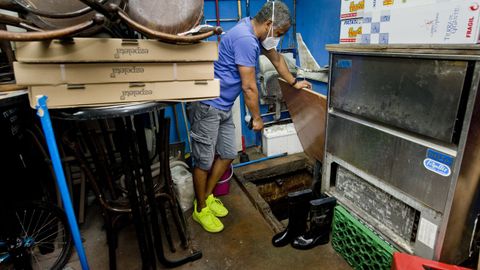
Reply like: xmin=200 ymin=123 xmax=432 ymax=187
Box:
xmin=35 ymin=96 xmax=90 ymax=270
xmin=233 ymin=152 xmax=287 ymax=168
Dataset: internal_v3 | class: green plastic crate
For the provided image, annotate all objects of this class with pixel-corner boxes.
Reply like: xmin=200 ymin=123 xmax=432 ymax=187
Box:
xmin=332 ymin=205 xmax=396 ymax=270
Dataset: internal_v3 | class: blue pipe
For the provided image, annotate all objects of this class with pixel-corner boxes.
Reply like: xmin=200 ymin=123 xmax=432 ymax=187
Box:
xmin=233 ymin=152 xmax=288 ymax=168
xmin=35 ymin=96 xmax=90 ymax=270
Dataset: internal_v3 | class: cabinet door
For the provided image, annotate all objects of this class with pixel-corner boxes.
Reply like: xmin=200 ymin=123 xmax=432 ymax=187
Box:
xmin=331 ymin=55 xmax=469 ymax=143
xmin=327 ymin=114 xmax=455 ymax=212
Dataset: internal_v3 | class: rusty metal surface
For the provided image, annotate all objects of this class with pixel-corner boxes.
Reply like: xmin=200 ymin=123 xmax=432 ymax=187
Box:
xmin=256 ymin=170 xmax=312 ymax=204
xmin=234 ymin=153 xmax=310 ymax=183
xmin=334 ymin=166 xmax=419 ymax=243
xmin=126 ymin=0 xmax=203 ymax=34
xmin=279 ymin=79 xmax=327 ymax=162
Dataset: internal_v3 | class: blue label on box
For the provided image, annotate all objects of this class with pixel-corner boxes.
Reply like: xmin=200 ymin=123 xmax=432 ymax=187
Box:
xmin=424 ymin=158 xmax=451 ymax=177
xmin=426 ymin=149 xmax=454 ymax=167
xmin=360 ymin=34 xmax=371 ymax=44
xmin=336 ymin=59 xmax=352 ymax=69
xmin=371 ymin=22 xmax=381 ymax=34
xmin=379 ymin=33 xmax=389 ymax=44
xmin=380 ymin=15 xmax=390 ymax=22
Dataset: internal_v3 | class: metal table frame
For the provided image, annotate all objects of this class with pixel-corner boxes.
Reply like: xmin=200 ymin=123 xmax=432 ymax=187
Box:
xmin=36 ymin=98 xmax=202 ymax=269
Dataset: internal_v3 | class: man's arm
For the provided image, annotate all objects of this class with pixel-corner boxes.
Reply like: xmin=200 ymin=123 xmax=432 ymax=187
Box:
xmin=263 ymin=48 xmax=312 ymax=90
xmin=238 ymin=65 xmax=263 ymax=131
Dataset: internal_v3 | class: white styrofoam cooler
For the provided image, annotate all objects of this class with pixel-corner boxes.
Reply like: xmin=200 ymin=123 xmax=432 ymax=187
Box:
xmin=262 ymin=123 xmax=304 ymax=156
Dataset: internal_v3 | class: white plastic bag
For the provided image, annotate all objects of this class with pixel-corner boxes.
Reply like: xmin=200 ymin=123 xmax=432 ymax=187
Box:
xmin=170 ymin=161 xmax=194 ymax=212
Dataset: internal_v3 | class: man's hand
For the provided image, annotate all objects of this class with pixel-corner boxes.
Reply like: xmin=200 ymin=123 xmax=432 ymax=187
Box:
xmin=293 ymin=80 xmax=312 ymax=90
xmin=252 ymin=117 xmax=264 ymax=131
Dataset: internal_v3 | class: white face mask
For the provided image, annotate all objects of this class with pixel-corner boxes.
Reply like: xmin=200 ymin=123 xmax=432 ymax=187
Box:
xmin=261 ymin=2 xmax=281 ymax=51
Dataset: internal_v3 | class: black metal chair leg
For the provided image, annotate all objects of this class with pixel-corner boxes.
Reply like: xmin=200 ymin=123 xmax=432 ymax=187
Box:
xmin=105 ymin=213 xmax=117 ymax=270
xmin=171 ymin=196 xmax=190 ymax=249
xmin=159 ymin=117 xmax=189 ymax=247
xmin=62 ymin=127 xmax=127 ymax=269
xmin=78 ymin=122 xmax=117 ymax=199
xmin=157 ymin=197 xmax=176 ymax=253
xmin=135 ymin=112 xmax=202 ymax=268
xmin=115 ymin=118 xmax=154 ymax=270
xmin=156 ymin=117 xmax=187 ymax=248
xmin=158 ymin=194 xmax=189 ymax=249
xmin=126 ymin=118 xmax=158 ymax=270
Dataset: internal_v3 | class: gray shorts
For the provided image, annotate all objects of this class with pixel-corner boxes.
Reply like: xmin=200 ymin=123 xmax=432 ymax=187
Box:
xmin=188 ymin=102 xmax=237 ymax=171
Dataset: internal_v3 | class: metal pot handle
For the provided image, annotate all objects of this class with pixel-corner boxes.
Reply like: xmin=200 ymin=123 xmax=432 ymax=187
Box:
xmin=108 ymin=4 xmax=222 ymax=43
xmin=0 ymin=13 xmax=104 ymax=41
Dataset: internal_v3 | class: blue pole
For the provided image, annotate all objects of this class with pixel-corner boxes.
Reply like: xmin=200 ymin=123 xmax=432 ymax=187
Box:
xmin=35 ymin=96 xmax=90 ymax=270
xmin=232 ymin=152 xmax=288 ymax=168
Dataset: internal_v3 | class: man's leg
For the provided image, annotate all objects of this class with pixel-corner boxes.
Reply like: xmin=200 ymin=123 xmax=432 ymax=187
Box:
xmin=188 ymin=102 xmax=219 ymax=208
xmin=206 ymin=109 xmax=237 ymax=196
xmin=189 ymin=102 xmax=224 ymax=232
xmin=193 ymin=167 xmax=209 ymax=209
xmin=203 ymin=109 xmax=237 ymax=218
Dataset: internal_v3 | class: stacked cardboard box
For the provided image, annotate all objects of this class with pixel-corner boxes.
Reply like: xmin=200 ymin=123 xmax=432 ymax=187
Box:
xmin=13 ymin=38 xmax=220 ymax=108
xmin=363 ymin=0 xmax=450 ymax=12
xmin=361 ymin=0 xmax=480 ymax=44
xmin=340 ymin=0 xmax=365 ymax=43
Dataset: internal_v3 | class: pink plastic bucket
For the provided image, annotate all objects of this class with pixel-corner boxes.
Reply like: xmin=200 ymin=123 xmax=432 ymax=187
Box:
xmin=213 ymin=164 xmax=233 ymax=196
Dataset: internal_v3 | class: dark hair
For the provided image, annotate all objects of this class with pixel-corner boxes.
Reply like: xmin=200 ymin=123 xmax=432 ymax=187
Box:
xmin=254 ymin=1 xmax=291 ymax=28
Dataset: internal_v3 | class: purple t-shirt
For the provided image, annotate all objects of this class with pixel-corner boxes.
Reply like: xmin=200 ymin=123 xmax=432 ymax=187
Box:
xmin=202 ymin=17 xmax=260 ymax=111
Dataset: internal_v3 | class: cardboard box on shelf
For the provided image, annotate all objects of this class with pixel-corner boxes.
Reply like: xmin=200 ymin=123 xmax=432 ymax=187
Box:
xmin=15 ymin=38 xmax=218 ymax=63
xmin=28 ymin=79 xmax=220 ymax=108
xmin=14 ymin=62 xmax=214 ymax=85
xmin=340 ymin=18 xmax=363 ymax=43
xmin=341 ymin=0 xmax=365 ymax=19
xmin=361 ymin=1 xmax=480 ymax=44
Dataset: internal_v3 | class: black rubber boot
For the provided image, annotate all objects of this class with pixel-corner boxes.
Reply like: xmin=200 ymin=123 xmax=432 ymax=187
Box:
xmin=291 ymin=196 xmax=337 ymax=250
xmin=272 ymin=189 xmax=312 ymax=247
